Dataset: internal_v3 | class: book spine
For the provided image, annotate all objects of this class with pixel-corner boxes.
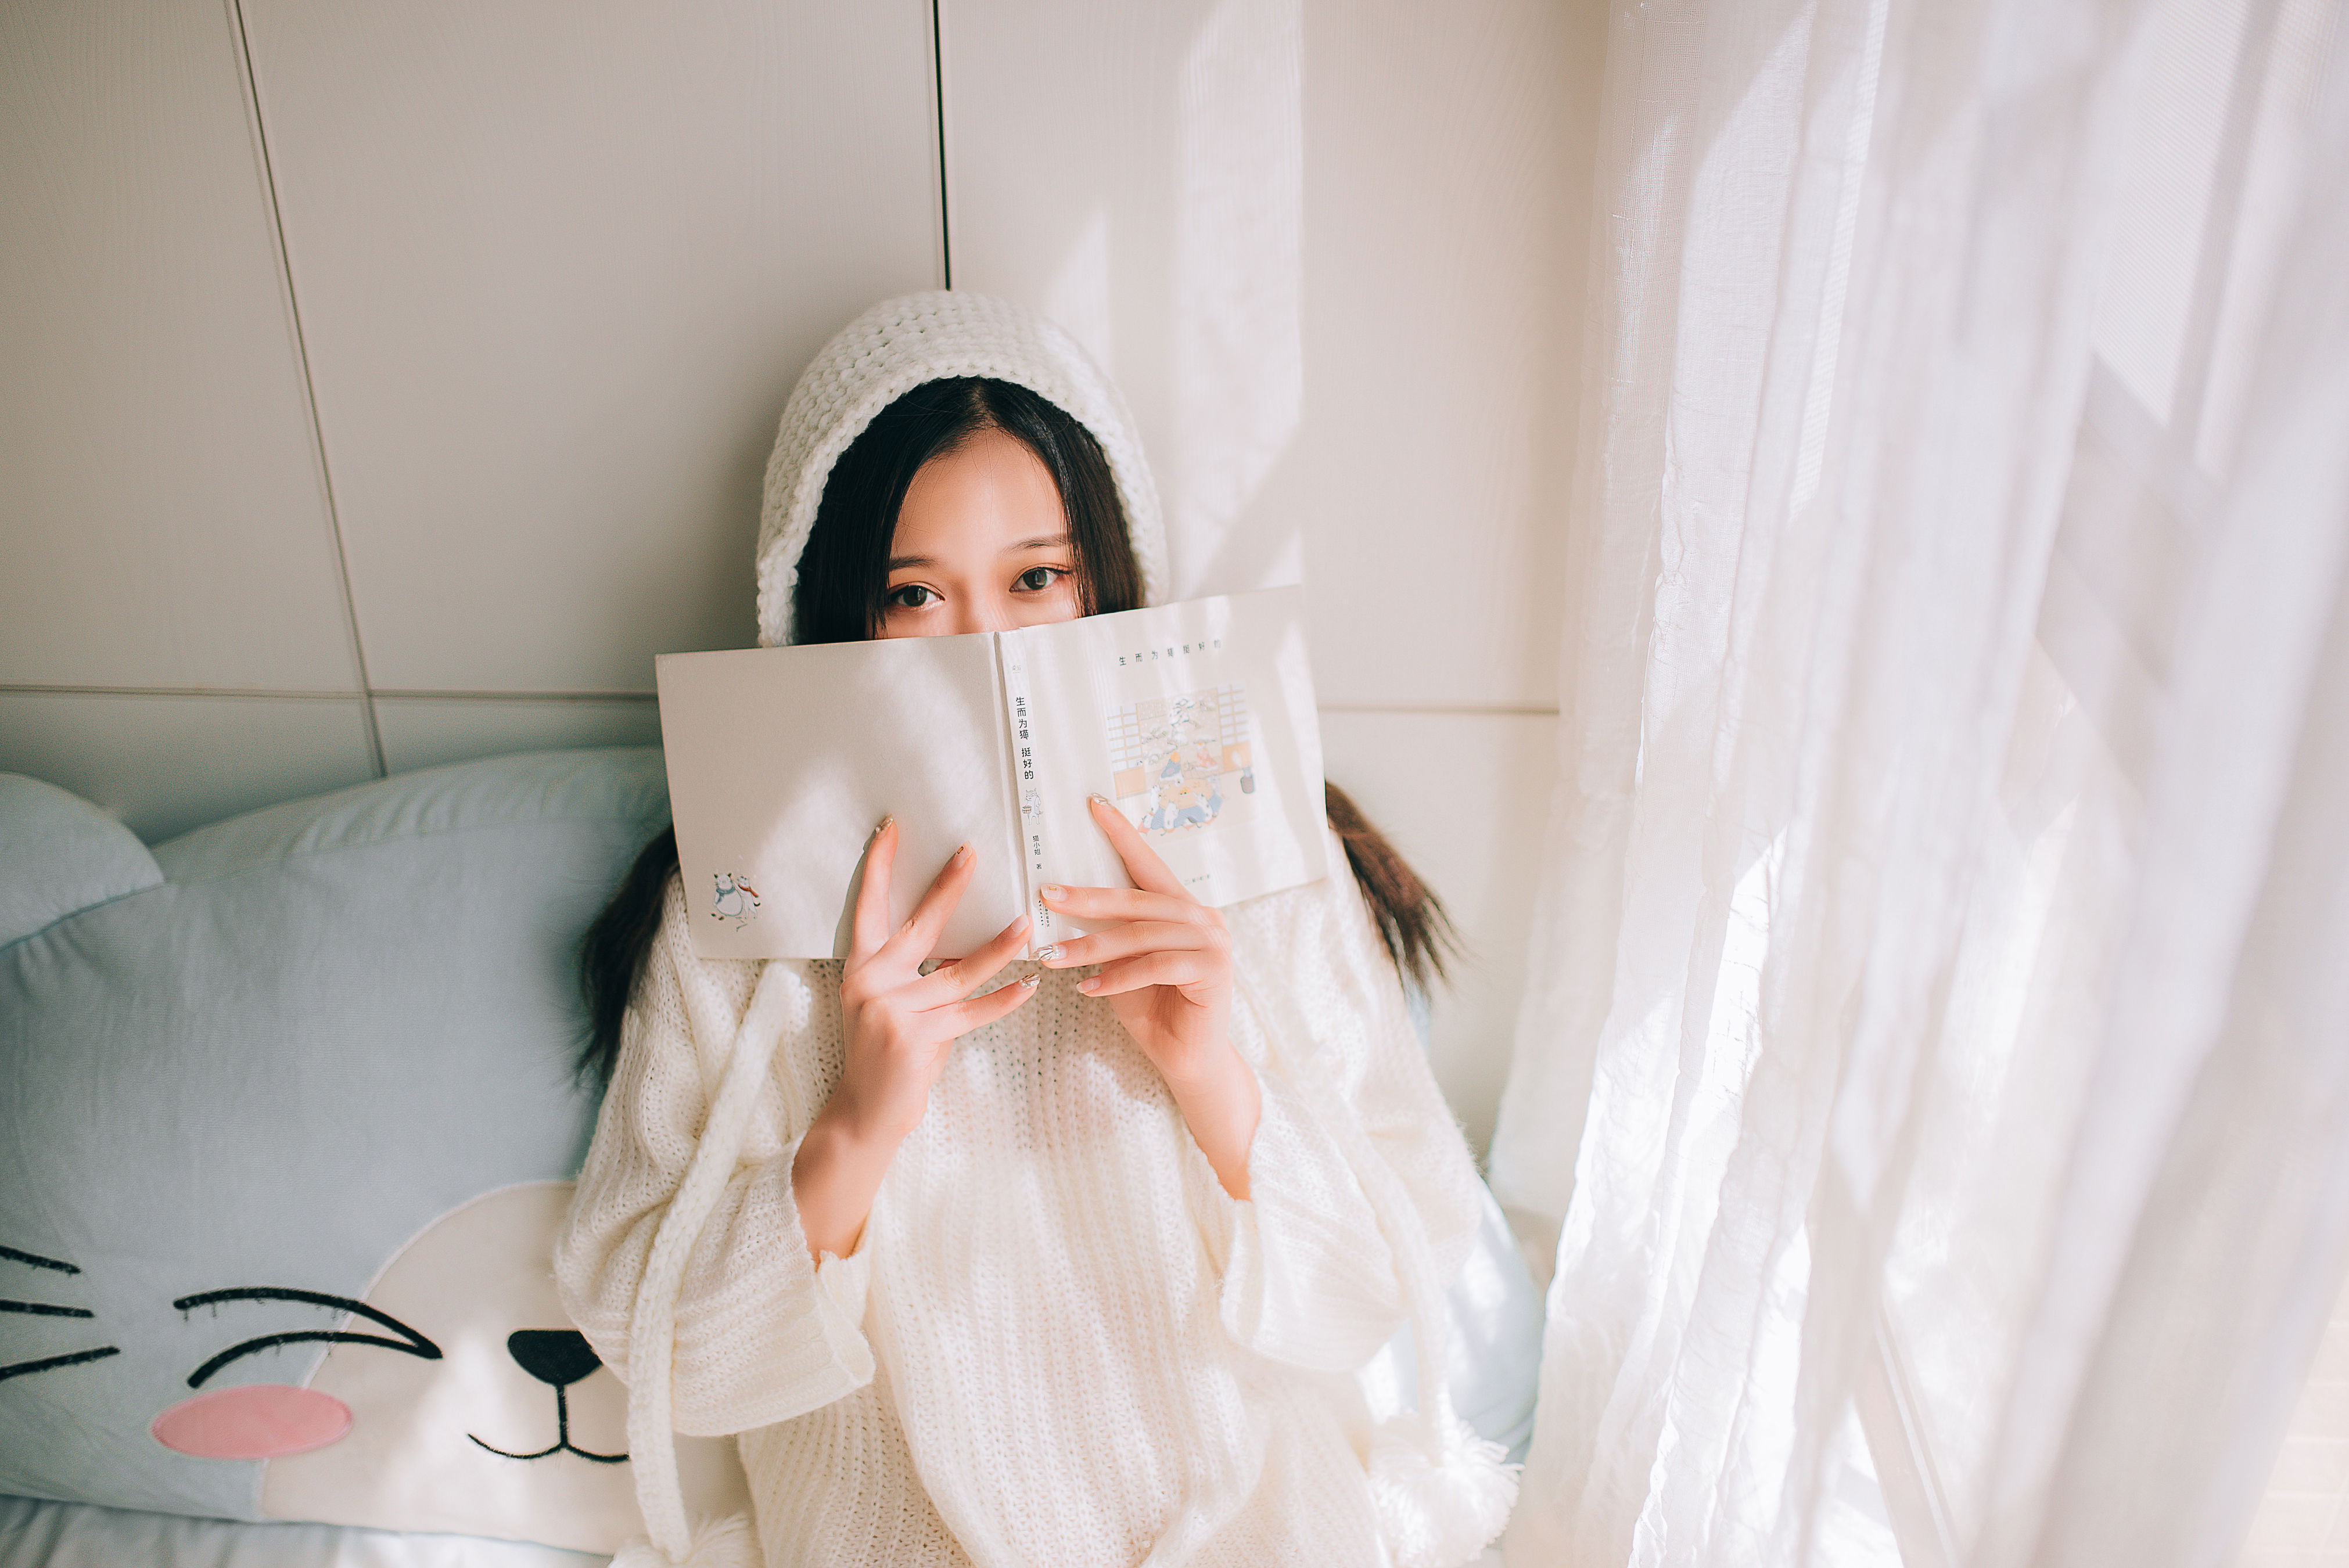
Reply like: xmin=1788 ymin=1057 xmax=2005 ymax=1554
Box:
xmin=996 ymin=634 xmax=1060 ymax=951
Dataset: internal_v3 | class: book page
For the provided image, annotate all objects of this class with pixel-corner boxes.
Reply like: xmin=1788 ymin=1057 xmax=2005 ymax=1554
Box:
xmin=656 ymin=635 xmax=1025 ymax=961
xmin=1002 ymin=587 xmax=1328 ymax=943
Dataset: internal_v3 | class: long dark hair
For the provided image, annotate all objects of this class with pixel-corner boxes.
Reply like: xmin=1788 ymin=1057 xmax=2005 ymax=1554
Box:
xmin=793 ymin=378 xmax=1143 ymax=640
xmin=579 ymin=377 xmax=1454 ymax=1083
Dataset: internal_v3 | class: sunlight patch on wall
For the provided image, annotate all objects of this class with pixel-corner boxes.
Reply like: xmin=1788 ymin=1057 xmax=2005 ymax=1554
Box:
xmin=1170 ymin=0 xmax=1303 ymax=599
xmin=1043 ymin=206 xmax=1116 ymax=382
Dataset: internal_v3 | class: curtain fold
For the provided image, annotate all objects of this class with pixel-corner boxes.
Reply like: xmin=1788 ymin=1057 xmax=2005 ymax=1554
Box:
xmin=1489 ymin=0 xmax=2349 ymax=1562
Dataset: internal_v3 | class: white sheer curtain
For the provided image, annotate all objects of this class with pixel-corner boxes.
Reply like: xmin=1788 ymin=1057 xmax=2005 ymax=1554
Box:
xmin=1488 ymin=0 xmax=2349 ymax=1563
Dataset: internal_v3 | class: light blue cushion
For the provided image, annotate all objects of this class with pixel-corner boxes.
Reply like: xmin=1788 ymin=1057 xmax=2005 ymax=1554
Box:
xmin=0 ymin=750 xmax=669 ymax=1522
xmin=0 ymin=775 xmax=162 ymax=948
xmin=1446 ymin=1183 xmax=1544 ymax=1460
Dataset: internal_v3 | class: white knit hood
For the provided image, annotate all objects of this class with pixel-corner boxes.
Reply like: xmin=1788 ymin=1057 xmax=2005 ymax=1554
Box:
xmin=755 ymin=290 xmax=1170 ymax=647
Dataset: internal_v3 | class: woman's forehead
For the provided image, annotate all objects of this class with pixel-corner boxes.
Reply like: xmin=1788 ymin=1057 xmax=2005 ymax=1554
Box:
xmin=889 ymin=429 xmax=1067 ymax=564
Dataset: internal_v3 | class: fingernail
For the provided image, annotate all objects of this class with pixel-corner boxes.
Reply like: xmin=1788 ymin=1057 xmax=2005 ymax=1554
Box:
xmin=1042 ymin=884 xmax=1065 ymax=901
xmin=1077 ymin=976 xmax=1101 ymax=994
xmin=954 ymin=842 xmax=972 ymax=864
xmin=1020 ymin=972 xmax=1041 ymax=988
xmin=875 ymin=814 xmax=895 ymax=839
xmin=1088 ymin=793 xmax=1113 ymax=807
xmin=1035 ymin=944 xmax=1061 ymax=963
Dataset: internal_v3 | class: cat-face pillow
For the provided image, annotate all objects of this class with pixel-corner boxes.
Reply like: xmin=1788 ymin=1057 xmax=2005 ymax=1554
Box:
xmin=0 ymin=754 xmax=739 ymax=1548
xmin=12 ymin=1183 xmax=744 ymax=1551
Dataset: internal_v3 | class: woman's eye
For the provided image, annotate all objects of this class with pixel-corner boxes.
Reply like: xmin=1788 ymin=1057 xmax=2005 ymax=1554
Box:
xmin=886 ymin=584 xmax=938 ymax=610
xmin=1015 ymin=567 xmax=1064 ymax=592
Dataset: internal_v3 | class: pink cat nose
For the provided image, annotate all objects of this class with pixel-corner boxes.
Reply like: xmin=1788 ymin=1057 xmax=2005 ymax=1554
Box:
xmin=151 ymin=1384 xmax=350 ymax=1458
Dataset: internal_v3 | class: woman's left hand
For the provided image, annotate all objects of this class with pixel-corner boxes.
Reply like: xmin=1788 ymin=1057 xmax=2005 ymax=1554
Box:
xmin=1039 ymin=794 xmax=1259 ymax=1197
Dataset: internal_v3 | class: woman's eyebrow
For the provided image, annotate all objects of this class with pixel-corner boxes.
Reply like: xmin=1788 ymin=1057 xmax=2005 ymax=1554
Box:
xmin=886 ymin=536 xmax=1071 ymax=573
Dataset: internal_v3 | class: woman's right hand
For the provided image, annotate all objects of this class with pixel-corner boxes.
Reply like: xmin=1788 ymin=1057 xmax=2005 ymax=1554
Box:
xmin=832 ymin=818 xmax=1036 ymax=1139
xmin=793 ymin=819 xmax=1035 ymax=1259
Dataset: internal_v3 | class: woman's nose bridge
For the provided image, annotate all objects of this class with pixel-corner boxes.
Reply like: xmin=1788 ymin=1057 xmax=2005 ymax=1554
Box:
xmin=953 ymin=592 xmax=1014 ymax=636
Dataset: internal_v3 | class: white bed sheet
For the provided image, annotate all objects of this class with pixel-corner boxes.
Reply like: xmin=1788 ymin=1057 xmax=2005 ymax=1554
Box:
xmin=0 ymin=1494 xmax=1508 ymax=1565
xmin=0 ymin=1495 xmax=606 ymax=1568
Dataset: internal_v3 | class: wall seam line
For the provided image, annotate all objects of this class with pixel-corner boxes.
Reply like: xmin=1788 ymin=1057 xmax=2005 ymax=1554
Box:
xmin=0 ymin=685 xmax=665 ymax=703
xmin=226 ymin=0 xmax=387 ymax=778
xmin=932 ymin=0 xmax=953 ymax=289
xmin=1 ymin=685 xmax=367 ymax=702
xmin=3 ymin=689 xmax=1560 ymax=715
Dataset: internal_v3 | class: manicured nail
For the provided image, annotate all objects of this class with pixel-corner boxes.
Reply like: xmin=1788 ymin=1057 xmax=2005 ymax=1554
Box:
xmin=874 ymin=815 xmax=895 ymax=839
xmin=1088 ymin=792 xmax=1113 ymax=807
xmin=953 ymin=842 xmax=972 ymax=864
xmin=1035 ymin=944 xmax=1061 ymax=963
xmin=1076 ymin=975 xmax=1101 ymax=994
xmin=1042 ymin=884 xmax=1066 ymax=902
xmin=1019 ymin=972 xmax=1041 ymax=988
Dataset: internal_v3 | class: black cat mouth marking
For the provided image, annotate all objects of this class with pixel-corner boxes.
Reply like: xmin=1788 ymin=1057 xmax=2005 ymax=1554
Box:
xmin=469 ymin=1329 xmax=626 ymax=1464
xmin=1 ymin=1245 xmax=118 ymax=1383
xmin=174 ymin=1286 xmax=441 ymax=1387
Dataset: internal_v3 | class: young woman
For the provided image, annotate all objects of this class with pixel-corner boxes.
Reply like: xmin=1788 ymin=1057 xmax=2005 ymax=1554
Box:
xmin=556 ymin=293 xmax=1511 ymax=1568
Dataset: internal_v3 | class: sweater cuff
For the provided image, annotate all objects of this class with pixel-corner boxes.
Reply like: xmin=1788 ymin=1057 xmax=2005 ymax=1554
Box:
xmin=1214 ymin=1063 xmax=1406 ymax=1372
xmin=816 ymin=1238 xmax=872 ymax=1328
xmin=667 ymin=1143 xmax=877 ymax=1436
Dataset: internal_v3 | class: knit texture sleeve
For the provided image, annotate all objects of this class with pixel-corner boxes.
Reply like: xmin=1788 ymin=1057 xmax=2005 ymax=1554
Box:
xmin=1204 ymin=830 xmax=1487 ymax=1374
xmin=554 ymin=876 xmax=875 ymax=1437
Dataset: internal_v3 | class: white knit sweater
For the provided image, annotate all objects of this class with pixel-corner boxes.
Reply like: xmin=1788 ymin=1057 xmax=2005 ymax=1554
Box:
xmin=555 ymin=835 xmax=1484 ymax=1567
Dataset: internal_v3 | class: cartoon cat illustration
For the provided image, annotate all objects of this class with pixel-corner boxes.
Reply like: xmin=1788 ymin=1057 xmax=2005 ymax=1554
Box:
xmin=255 ymin=1182 xmax=745 ymax=1548
xmin=711 ymin=870 xmax=761 ymax=928
xmin=1154 ymin=776 xmax=1221 ymax=832
xmin=5 ymin=1185 xmax=745 ymax=1554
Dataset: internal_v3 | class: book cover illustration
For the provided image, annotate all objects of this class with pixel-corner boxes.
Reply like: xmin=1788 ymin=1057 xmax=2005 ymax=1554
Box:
xmin=709 ymin=871 xmax=761 ymax=930
xmin=1107 ymin=686 xmax=1254 ymax=838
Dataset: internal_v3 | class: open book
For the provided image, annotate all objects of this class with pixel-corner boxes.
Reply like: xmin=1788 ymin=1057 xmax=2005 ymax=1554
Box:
xmin=656 ymin=587 xmax=1328 ymax=960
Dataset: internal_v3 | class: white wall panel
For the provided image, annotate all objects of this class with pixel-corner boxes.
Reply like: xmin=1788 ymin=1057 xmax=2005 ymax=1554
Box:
xmin=0 ymin=0 xmax=361 ymax=692
xmin=240 ymin=0 xmax=945 ymax=695
xmin=946 ymin=0 xmax=1602 ymax=709
xmin=1320 ymin=710 xmax=1557 ymax=1155
xmin=375 ymin=695 xmax=660 ymax=776
xmin=0 ymin=692 xmax=375 ymax=844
